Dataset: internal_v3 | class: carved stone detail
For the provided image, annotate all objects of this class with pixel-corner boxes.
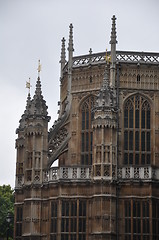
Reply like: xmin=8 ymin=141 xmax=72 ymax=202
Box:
xmin=104 ymin=165 xmax=110 ymax=177
xmin=49 ymin=127 xmax=68 ymax=155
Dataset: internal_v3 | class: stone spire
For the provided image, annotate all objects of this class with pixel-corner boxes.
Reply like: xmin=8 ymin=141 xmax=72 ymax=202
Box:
xmin=109 ymin=15 xmax=117 ymax=87
xmin=60 ymin=37 xmax=66 ymax=79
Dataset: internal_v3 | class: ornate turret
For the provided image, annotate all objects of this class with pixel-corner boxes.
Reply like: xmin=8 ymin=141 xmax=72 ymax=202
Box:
xmin=15 ymin=61 xmax=51 ymax=237
xmin=110 ymin=15 xmax=117 ymax=87
xmin=15 ymin=61 xmax=50 ymax=186
xmin=91 ymin=18 xmax=117 ymax=174
xmin=92 ymin=51 xmax=118 ymax=238
xmin=92 ymin=57 xmax=117 ymax=177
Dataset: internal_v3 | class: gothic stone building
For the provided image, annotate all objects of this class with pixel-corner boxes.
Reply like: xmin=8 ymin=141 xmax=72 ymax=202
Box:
xmin=14 ymin=16 xmax=159 ymax=240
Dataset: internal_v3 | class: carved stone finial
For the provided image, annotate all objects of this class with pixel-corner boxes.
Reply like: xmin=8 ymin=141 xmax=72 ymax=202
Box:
xmin=89 ymin=48 xmax=92 ymax=55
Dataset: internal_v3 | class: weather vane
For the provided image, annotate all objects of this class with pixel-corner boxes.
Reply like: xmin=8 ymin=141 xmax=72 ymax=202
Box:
xmin=26 ymin=77 xmax=32 ymax=94
xmin=37 ymin=59 xmax=42 ymax=77
xmin=105 ymin=49 xmax=111 ymax=63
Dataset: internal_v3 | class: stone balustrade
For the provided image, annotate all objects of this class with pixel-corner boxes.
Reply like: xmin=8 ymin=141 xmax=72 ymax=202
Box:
xmin=43 ymin=166 xmax=91 ymax=182
xmin=15 ymin=166 xmax=159 ymax=188
xmin=117 ymin=166 xmax=159 ymax=180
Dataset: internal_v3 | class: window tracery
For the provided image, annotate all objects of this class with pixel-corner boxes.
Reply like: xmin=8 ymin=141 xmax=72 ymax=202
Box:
xmin=125 ymin=200 xmax=150 ymax=239
xmin=80 ymin=95 xmax=96 ymax=165
xmin=124 ymin=95 xmax=151 ymax=165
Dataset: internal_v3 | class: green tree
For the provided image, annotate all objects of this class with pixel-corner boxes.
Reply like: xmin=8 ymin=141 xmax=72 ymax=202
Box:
xmin=0 ymin=185 xmax=14 ymax=239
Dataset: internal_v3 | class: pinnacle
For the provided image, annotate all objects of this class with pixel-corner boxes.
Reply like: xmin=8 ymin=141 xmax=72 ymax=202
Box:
xmin=60 ymin=37 xmax=66 ymax=64
xmin=110 ymin=15 xmax=117 ymax=44
xmin=68 ymin=23 xmax=74 ymax=52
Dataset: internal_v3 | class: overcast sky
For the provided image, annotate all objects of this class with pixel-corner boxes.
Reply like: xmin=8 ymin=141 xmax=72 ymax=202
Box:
xmin=0 ymin=0 xmax=159 ymax=188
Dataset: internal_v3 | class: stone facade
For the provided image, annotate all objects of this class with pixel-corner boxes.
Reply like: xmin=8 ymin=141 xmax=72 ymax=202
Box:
xmin=14 ymin=16 xmax=159 ymax=240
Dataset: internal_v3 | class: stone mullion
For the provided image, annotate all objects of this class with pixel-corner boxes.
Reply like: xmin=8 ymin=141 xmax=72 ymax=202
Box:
xmin=41 ymin=132 xmax=44 ymax=175
xmin=133 ymin=98 xmax=135 ymax=165
xmin=77 ymin=199 xmax=79 ymax=240
xmin=57 ymin=199 xmax=61 ymax=240
xmin=139 ymin=98 xmax=142 ymax=164
xmin=101 ymin=126 xmax=104 ymax=176
xmin=141 ymin=201 xmax=143 ymax=238
xmin=110 ymin=127 xmax=113 ymax=177
xmin=131 ymin=199 xmax=133 ymax=240
xmin=86 ymin=200 xmax=89 ymax=240
xmin=89 ymin=105 xmax=91 ymax=164
xmin=69 ymin=201 xmax=71 ymax=240
xmin=149 ymin=199 xmax=153 ymax=240
xmin=128 ymin=107 xmax=130 ymax=164
xmin=32 ymin=133 xmax=35 ymax=181
xmin=94 ymin=127 xmax=97 ymax=165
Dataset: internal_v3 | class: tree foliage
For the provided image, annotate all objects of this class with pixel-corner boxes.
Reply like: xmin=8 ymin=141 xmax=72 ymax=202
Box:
xmin=0 ymin=185 xmax=14 ymax=239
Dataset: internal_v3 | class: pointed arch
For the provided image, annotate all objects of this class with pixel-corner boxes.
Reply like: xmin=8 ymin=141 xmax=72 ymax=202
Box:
xmin=80 ymin=95 xmax=96 ymax=165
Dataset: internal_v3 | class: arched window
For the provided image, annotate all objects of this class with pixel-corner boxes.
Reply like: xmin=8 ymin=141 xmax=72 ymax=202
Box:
xmin=80 ymin=95 xmax=96 ymax=165
xmin=124 ymin=95 xmax=151 ymax=165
